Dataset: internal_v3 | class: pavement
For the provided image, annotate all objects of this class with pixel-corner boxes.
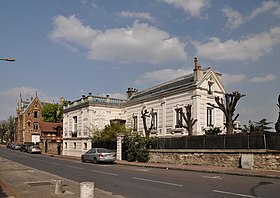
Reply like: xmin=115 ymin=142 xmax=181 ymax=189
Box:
xmin=1 ymin=152 xmax=280 ymax=198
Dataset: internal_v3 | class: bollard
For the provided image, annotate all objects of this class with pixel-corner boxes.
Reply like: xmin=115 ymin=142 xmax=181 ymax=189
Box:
xmin=80 ymin=182 xmax=94 ymax=198
xmin=55 ymin=179 xmax=64 ymax=194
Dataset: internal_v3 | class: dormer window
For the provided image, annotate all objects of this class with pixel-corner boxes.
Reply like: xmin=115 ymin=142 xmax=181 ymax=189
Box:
xmin=208 ymin=82 xmax=214 ymax=95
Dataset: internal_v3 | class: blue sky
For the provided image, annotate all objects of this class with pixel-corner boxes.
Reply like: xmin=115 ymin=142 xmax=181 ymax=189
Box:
xmin=1 ymin=0 xmax=280 ymax=128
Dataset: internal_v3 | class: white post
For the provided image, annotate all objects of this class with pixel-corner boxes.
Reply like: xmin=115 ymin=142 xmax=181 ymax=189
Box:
xmin=80 ymin=182 xmax=94 ymax=198
xmin=55 ymin=180 xmax=63 ymax=194
xmin=116 ymin=133 xmax=124 ymax=161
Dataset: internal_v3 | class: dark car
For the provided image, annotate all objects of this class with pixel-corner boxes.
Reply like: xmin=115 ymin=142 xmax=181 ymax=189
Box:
xmin=81 ymin=148 xmax=116 ymax=164
xmin=20 ymin=144 xmax=32 ymax=152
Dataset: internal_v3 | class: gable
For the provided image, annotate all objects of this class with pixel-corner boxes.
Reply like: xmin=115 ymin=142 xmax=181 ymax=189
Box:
xmin=196 ymin=69 xmax=225 ymax=94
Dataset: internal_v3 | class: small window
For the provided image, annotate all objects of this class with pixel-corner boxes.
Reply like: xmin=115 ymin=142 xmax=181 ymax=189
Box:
xmin=33 ymin=122 xmax=39 ymax=130
xmin=84 ymin=143 xmax=87 ymax=150
xmin=133 ymin=115 xmax=138 ymax=131
xmin=207 ymin=107 xmax=213 ymax=127
xmin=73 ymin=142 xmax=76 ymax=149
xmin=150 ymin=111 xmax=158 ymax=130
xmin=27 ymin=121 xmax=31 ymax=127
xmin=65 ymin=142 xmax=67 ymax=149
xmin=175 ymin=108 xmax=182 ymax=128
xmin=34 ymin=111 xmax=38 ymax=119
xmin=208 ymin=82 xmax=213 ymax=95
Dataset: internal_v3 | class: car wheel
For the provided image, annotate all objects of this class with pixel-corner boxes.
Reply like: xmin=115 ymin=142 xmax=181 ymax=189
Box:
xmin=93 ymin=157 xmax=98 ymax=164
xmin=81 ymin=156 xmax=86 ymax=163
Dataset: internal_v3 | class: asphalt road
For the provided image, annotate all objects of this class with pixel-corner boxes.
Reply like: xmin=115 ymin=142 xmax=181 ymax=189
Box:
xmin=1 ymin=147 xmax=280 ymax=198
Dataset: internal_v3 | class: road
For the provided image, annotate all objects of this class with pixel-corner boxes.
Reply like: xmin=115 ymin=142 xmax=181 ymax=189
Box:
xmin=0 ymin=147 xmax=279 ymax=198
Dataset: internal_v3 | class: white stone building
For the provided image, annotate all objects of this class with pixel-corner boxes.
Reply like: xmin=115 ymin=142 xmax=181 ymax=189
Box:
xmin=62 ymin=57 xmax=225 ymax=156
xmin=62 ymin=94 xmax=125 ymax=157
xmin=125 ymin=57 xmax=225 ymax=136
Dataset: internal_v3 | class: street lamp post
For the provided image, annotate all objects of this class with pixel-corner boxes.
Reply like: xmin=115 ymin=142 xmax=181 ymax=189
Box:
xmin=0 ymin=58 xmax=15 ymax=62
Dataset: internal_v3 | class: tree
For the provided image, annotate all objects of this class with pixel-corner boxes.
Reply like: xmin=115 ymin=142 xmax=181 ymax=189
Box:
xmin=141 ymin=107 xmax=151 ymax=138
xmin=203 ymin=126 xmax=222 ymax=135
xmin=242 ymin=118 xmax=272 ymax=133
xmin=275 ymin=94 xmax=280 ymax=132
xmin=177 ymin=104 xmax=197 ymax=136
xmin=0 ymin=120 xmax=7 ymax=142
xmin=42 ymin=103 xmax=59 ymax=122
xmin=91 ymin=122 xmax=131 ymax=142
xmin=6 ymin=116 xmax=15 ymax=141
xmin=207 ymin=91 xmax=245 ymax=134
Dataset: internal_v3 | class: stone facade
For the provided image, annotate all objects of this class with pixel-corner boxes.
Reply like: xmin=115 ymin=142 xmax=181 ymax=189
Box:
xmin=15 ymin=94 xmax=43 ymax=144
xmin=62 ymin=94 xmax=125 ymax=157
xmin=149 ymin=150 xmax=280 ymax=171
xmin=125 ymin=57 xmax=225 ymax=137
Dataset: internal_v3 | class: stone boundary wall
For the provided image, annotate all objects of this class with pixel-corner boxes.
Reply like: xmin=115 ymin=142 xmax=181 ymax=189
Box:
xmin=149 ymin=149 xmax=280 ymax=171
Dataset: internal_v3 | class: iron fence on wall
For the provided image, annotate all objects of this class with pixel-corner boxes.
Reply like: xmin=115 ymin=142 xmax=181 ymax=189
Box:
xmin=150 ymin=132 xmax=280 ymax=150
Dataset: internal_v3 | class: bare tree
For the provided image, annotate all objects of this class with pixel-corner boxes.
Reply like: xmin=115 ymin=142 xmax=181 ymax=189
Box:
xmin=178 ymin=104 xmax=197 ymax=136
xmin=141 ymin=108 xmax=150 ymax=138
xmin=207 ymin=91 xmax=245 ymax=134
xmin=275 ymin=94 xmax=280 ymax=132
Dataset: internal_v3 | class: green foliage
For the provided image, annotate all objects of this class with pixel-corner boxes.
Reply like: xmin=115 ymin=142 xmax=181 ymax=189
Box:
xmin=92 ymin=122 xmax=131 ymax=142
xmin=42 ymin=100 xmax=69 ymax=123
xmin=0 ymin=115 xmax=15 ymax=142
xmin=42 ymin=103 xmax=59 ymax=122
xmin=124 ymin=132 xmax=153 ymax=162
xmin=242 ymin=118 xmax=273 ymax=133
xmin=203 ymin=126 xmax=222 ymax=135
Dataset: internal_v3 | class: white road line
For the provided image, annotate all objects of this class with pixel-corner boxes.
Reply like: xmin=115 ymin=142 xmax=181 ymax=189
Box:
xmin=66 ymin=165 xmax=83 ymax=170
xmin=51 ymin=162 xmax=62 ymax=166
xmin=91 ymin=170 xmax=119 ymax=176
xmin=133 ymin=177 xmax=183 ymax=187
xmin=203 ymin=175 xmax=222 ymax=179
xmin=213 ymin=190 xmax=262 ymax=198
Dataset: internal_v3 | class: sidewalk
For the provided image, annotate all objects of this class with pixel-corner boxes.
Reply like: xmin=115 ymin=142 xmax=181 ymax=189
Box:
xmin=0 ymin=156 xmax=124 ymax=198
xmin=1 ymin=153 xmax=280 ymax=198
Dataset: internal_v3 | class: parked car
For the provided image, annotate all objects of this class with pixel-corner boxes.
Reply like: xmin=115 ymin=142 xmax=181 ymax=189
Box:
xmin=81 ymin=148 xmax=116 ymax=164
xmin=27 ymin=145 xmax=41 ymax=154
xmin=14 ymin=144 xmax=22 ymax=150
xmin=20 ymin=144 xmax=32 ymax=152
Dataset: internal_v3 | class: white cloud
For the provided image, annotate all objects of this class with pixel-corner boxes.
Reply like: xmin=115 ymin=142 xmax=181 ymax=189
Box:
xmin=222 ymin=6 xmax=244 ymax=30
xmin=222 ymin=1 xmax=280 ymax=30
xmin=221 ymin=73 xmax=246 ymax=86
xmin=50 ymin=15 xmax=187 ymax=64
xmin=159 ymin=0 xmax=209 ymax=18
xmin=193 ymin=27 xmax=280 ymax=61
xmin=249 ymin=74 xmax=277 ymax=83
xmin=120 ymin=11 xmax=155 ymax=22
xmin=135 ymin=68 xmax=193 ymax=85
xmin=248 ymin=1 xmax=280 ymax=20
xmin=0 ymin=87 xmax=57 ymax=120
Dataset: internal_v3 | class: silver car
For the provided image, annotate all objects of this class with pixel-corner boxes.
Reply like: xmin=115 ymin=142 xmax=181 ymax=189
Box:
xmin=81 ymin=148 xmax=116 ymax=164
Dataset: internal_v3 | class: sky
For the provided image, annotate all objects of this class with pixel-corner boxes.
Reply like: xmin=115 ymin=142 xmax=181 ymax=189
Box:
xmin=0 ymin=0 xmax=280 ymax=129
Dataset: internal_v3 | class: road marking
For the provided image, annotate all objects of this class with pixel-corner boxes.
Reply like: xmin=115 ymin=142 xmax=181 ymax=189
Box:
xmin=38 ymin=160 xmax=46 ymax=163
xmin=51 ymin=162 xmax=62 ymax=166
xmin=203 ymin=175 xmax=222 ymax=179
xmin=66 ymin=165 xmax=83 ymax=170
xmin=91 ymin=170 xmax=119 ymax=176
xmin=133 ymin=177 xmax=183 ymax=187
xmin=213 ymin=190 xmax=262 ymax=198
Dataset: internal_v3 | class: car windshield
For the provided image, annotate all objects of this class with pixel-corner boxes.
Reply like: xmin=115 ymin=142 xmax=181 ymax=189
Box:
xmin=33 ymin=145 xmax=40 ymax=148
xmin=97 ymin=148 xmax=111 ymax=153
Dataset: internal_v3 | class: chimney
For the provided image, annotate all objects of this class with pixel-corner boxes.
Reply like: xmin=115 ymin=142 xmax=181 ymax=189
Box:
xmin=106 ymin=94 xmax=110 ymax=103
xmin=127 ymin=87 xmax=138 ymax=99
xmin=193 ymin=57 xmax=204 ymax=81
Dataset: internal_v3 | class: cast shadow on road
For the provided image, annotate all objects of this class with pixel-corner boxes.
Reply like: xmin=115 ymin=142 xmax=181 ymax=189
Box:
xmin=0 ymin=186 xmax=10 ymax=198
xmin=250 ymin=181 xmax=273 ymax=197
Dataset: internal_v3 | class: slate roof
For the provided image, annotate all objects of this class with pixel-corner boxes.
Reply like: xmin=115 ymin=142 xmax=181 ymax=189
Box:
xmin=128 ymin=73 xmax=196 ymax=104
